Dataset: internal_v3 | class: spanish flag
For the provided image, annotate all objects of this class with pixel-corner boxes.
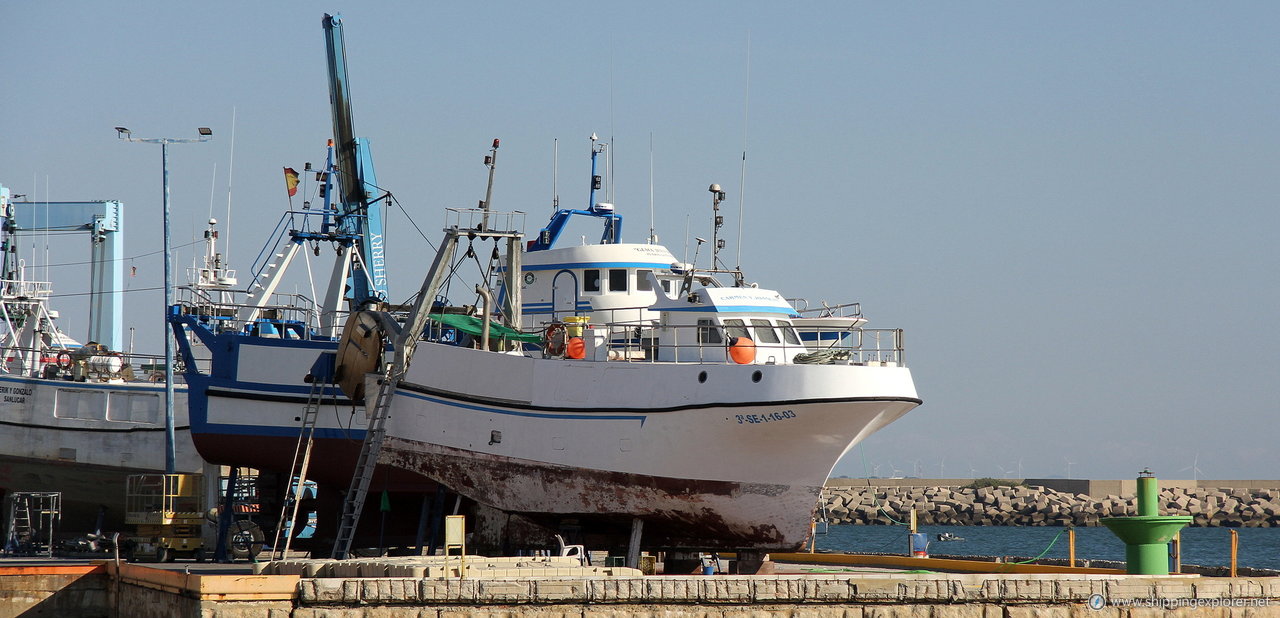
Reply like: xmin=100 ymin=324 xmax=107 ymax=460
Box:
xmin=283 ymin=167 xmax=300 ymax=197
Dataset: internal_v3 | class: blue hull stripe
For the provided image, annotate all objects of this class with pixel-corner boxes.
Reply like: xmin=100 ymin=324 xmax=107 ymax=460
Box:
xmin=396 ymin=389 xmax=645 ymax=423
xmin=519 ymin=261 xmax=671 ymax=272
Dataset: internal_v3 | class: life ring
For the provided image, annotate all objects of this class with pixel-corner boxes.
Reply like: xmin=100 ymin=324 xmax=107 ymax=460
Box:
xmin=728 ymin=336 xmax=756 ymax=365
xmin=544 ymin=323 xmax=567 ymax=356
xmin=57 ymin=352 xmax=73 ymax=369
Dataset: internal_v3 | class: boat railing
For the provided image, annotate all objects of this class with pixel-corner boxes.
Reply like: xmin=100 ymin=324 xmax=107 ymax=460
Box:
xmin=173 ymin=290 xmax=322 ymax=339
xmin=0 ymin=278 xmax=53 ymax=299
xmin=0 ymin=344 xmax=203 ymax=384
xmin=246 ymin=209 xmax=354 ymax=286
xmin=610 ymin=324 xmax=903 ymax=366
xmin=524 ymin=306 xmax=905 ymax=366
xmin=787 ymin=299 xmax=863 ymax=318
xmin=444 ymin=207 xmax=526 ymax=234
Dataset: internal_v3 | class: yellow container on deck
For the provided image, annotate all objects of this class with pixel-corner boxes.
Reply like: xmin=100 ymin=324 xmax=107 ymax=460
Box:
xmin=563 ymin=316 xmax=590 ymax=338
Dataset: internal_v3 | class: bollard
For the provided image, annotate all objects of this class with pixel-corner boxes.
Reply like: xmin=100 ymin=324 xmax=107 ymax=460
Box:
xmin=1230 ymin=530 xmax=1238 ymax=577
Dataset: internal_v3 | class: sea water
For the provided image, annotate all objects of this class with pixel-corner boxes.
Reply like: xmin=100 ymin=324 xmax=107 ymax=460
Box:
xmin=815 ymin=525 xmax=1280 ymax=571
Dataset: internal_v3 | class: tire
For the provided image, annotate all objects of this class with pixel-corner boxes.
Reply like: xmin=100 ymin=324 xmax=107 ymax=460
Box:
xmin=156 ymin=546 xmax=172 ymax=563
xmin=229 ymin=520 xmax=265 ymax=560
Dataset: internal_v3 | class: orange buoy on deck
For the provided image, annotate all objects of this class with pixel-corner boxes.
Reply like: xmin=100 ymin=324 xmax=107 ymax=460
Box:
xmin=566 ymin=336 xmax=586 ymax=359
xmin=728 ymin=337 xmax=755 ymax=364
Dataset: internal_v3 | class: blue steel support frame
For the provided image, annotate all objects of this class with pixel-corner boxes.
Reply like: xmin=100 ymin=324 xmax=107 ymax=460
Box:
xmin=9 ymin=200 xmax=124 ymax=351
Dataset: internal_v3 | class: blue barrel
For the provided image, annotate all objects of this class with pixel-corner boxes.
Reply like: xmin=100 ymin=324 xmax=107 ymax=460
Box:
xmin=909 ymin=532 xmax=929 ymax=558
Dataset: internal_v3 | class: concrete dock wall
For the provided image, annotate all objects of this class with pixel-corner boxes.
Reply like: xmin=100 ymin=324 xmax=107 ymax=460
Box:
xmin=292 ymin=573 xmax=1280 ymax=616
xmin=0 ymin=565 xmax=109 ymax=618
xmin=4 ymin=562 xmax=1280 ymax=616
xmin=823 ymin=483 xmax=1280 ymax=527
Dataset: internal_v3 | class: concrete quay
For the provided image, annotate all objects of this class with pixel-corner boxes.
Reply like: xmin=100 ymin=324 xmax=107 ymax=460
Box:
xmin=4 ymin=559 xmax=1280 ymax=617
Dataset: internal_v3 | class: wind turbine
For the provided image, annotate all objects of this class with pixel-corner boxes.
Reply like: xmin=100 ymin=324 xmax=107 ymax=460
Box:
xmin=1180 ymin=452 xmax=1204 ymax=484
xmin=938 ymin=457 xmax=946 ymax=479
xmin=1064 ymin=456 xmax=1075 ymax=479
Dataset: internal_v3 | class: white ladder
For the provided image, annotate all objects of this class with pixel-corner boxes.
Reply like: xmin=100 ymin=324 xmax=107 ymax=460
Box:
xmin=330 ymin=364 xmax=401 ymax=559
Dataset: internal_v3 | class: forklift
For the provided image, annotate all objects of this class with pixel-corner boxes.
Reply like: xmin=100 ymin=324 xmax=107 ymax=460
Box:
xmin=124 ymin=474 xmax=206 ymax=562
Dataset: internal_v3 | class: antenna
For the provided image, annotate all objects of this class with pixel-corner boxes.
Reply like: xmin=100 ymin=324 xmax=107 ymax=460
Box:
xmin=207 ymin=161 xmax=218 ymax=220
xmin=609 ymin=50 xmax=616 ymax=205
xmin=224 ymin=107 xmax=237 ymax=266
xmin=735 ymin=31 xmax=751 ymax=276
xmin=683 ymin=214 xmax=690 ymax=265
xmin=648 ymin=132 xmax=656 ymax=244
xmin=552 ymin=138 xmax=559 ymax=211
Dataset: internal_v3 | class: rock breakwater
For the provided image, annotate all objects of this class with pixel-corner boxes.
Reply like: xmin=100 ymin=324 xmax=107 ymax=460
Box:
xmin=822 ymin=484 xmax=1280 ymax=527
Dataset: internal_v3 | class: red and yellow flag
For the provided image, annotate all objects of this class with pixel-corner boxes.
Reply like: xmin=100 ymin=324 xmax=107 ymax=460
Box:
xmin=283 ymin=167 xmax=300 ymax=197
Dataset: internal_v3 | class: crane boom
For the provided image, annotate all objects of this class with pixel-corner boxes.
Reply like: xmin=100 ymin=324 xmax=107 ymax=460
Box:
xmin=323 ymin=13 xmax=388 ymax=306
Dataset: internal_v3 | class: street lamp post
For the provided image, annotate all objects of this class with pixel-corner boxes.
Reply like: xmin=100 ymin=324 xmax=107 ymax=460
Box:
xmin=115 ymin=126 xmax=212 ymax=474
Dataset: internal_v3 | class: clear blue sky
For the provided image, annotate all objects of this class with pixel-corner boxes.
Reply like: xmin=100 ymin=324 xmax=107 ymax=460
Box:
xmin=4 ymin=2 xmax=1278 ymax=480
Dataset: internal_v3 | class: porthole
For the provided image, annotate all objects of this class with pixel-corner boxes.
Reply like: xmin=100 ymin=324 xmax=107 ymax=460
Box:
xmin=752 ymin=370 xmax=762 ymax=383
xmin=698 ymin=371 xmax=708 ymax=383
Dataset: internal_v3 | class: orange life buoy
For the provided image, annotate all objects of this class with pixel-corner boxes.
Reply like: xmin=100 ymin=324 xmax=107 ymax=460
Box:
xmin=728 ymin=336 xmax=756 ymax=365
xmin=565 ymin=336 xmax=586 ymax=359
xmin=544 ymin=323 xmax=567 ymax=356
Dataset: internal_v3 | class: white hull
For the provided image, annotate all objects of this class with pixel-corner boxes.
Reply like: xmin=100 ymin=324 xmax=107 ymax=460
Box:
xmin=181 ymin=334 xmax=918 ymax=549
xmin=0 ymin=373 xmax=200 ymax=531
xmin=375 ymin=344 xmax=918 ymax=549
xmin=0 ymin=374 xmax=199 ymax=473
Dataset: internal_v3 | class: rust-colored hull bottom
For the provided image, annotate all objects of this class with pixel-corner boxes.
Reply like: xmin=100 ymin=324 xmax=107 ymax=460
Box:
xmin=382 ymin=436 xmax=820 ymax=551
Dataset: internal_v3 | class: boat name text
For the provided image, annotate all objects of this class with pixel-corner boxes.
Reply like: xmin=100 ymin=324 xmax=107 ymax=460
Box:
xmin=369 ymin=233 xmax=387 ymax=289
xmin=735 ymin=409 xmax=796 ymax=424
xmin=0 ymin=385 xmax=32 ymax=403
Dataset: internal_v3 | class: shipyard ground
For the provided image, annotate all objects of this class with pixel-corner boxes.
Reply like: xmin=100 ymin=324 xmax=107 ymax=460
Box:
xmin=3 ymin=553 xmax=1280 ymax=616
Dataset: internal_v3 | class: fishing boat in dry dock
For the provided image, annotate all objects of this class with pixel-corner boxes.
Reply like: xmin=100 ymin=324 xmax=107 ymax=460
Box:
xmin=167 ymin=13 xmax=920 ymax=558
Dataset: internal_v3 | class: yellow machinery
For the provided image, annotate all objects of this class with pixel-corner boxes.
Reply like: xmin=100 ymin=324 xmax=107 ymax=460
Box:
xmin=125 ymin=474 xmax=206 ymax=562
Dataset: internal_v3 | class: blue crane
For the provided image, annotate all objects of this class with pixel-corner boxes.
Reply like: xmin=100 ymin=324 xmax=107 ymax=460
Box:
xmin=323 ymin=13 xmax=388 ymax=306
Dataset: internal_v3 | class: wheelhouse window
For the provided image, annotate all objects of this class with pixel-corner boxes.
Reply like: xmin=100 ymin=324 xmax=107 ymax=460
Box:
xmin=661 ymin=280 xmax=672 ymax=293
xmin=776 ymin=320 xmax=801 ymax=345
xmin=697 ymin=319 xmax=723 ymax=344
xmin=637 ymin=270 xmax=653 ymax=291
xmin=583 ymin=269 xmax=600 ymax=292
xmin=750 ymin=319 xmax=781 ymax=344
xmin=722 ymin=319 xmax=750 ymax=340
xmin=608 ymin=269 xmax=628 ymax=292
